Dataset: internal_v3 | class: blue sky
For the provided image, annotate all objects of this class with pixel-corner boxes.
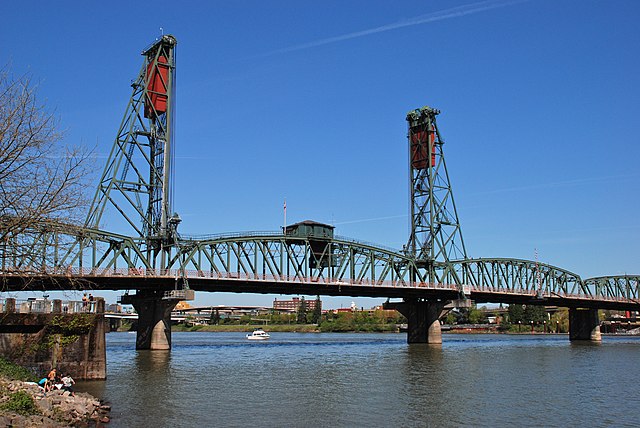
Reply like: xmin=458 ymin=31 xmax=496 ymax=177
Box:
xmin=2 ymin=0 xmax=639 ymax=309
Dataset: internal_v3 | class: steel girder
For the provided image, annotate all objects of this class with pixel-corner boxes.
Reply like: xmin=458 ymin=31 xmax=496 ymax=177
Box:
xmin=169 ymin=235 xmax=424 ymax=287
xmin=450 ymin=258 xmax=583 ymax=295
xmin=2 ymin=223 xmax=639 ymax=307
xmin=451 ymin=258 xmax=640 ymax=302
xmin=1 ymin=224 xmax=423 ymax=287
xmin=583 ymin=275 xmax=640 ymax=301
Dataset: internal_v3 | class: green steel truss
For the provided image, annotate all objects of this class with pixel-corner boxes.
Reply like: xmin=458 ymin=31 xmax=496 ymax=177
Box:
xmin=450 ymin=258 xmax=585 ymax=296
xmin=84 ymin=35 xmax=178 ymax=265
xmin=583 ymin=276 xmax=640 ymax=301
xmin=0 ymin=224 xmax=423 ymax=288
xmin=406 ymin=107 xmax=467 ymax=285
xmin=1 ymin=222 xmax=638 ymax=308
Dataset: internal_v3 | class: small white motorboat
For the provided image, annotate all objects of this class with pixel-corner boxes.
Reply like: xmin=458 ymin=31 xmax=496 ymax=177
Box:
xmin=246 ymin=329 xmax=270 ymax=340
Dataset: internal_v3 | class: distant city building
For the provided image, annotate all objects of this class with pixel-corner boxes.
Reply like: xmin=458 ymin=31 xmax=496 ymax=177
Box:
xmin=106 ymin=303 xmax=123 ymax=313
xmin=273 ymin=297 xmax=321 ymax=312
xmin=175 ymin=301 xmax=191 ymax=310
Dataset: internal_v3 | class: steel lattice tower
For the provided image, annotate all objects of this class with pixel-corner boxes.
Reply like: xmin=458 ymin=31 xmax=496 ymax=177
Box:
xmin=85 ymin=35 xmax=179 ymax=266
xmin=406 ymin=106 xmax=466 ymax=282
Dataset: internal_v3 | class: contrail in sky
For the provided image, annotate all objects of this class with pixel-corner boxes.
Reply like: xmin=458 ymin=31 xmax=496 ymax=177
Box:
xmin=334 ymin=214 xmax=406 ymax=226
xmin=256 ymin=0 xmax=528 ymax=58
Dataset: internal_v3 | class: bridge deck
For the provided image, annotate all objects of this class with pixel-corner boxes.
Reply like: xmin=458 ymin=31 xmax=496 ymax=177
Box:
xmin=3 ymin=270 xmax=639 ymax=311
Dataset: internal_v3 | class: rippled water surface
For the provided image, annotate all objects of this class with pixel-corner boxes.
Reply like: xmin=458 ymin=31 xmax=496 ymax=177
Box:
xmin=79 ymin=332 xmax=640 ymax=427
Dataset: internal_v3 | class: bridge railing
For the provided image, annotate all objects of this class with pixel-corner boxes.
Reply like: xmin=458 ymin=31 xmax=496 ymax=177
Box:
xmin=4 ymin=266 xmax=638 ymax=306
xmin=0 ymin=298 xmax=101 ymax=314
xmin=2 ymin=266 xmax=460 ymax=291
xmin=467 ymin=282 xmax=639 ymax=305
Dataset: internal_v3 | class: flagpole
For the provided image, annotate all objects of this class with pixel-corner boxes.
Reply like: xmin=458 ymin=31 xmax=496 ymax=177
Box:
xmin=283 ymin=198 xmax=287 ymax=235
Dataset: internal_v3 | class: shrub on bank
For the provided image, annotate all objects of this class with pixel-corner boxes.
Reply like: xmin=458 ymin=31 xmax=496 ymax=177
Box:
xmin=0 ymin=357 xmax=36 ymax=382
xmin=0 ymin=390 xmax=39 ymax=416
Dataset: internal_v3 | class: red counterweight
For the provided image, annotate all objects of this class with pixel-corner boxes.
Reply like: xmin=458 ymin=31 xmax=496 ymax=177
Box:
xmin=144 ymin=55 xmax=169 ymax=118
xmin=410 ymin=126 xmax=436 ymax=170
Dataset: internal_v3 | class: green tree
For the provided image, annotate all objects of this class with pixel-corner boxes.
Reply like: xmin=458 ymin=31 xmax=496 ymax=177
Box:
xmin=507 ymin=304 xmax=525 ymax=324
xmin=310 ymin=295 xmax=322 ymax=324
xmin=296 ymin=297 xmax=308 ymax=324
xmin=523 ymin=305 xmax=547 ymax=324
xmin=468 ymin=307 xmax=487 ymax=324
xmin=209 ymin=309 xmax=220 ymax=325
xmin=444 ymin=312 xmax=457 ymax=325
xmin=508 ymin=304 xmax=548 ymax=325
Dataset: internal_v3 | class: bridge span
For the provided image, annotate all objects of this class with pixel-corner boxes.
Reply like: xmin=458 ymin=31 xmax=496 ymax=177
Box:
xmin=2 ymin=35 xmax=638 ymax=349
xmin=3 ymin=255 xmax=639 ymax=312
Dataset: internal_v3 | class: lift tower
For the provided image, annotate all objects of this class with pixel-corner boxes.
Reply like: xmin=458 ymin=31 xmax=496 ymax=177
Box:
xmin=390 ymin=106 xmax=468 ymax=344
xmin=85 ymin=35 xmax=190 ymax=350
xmin=85 ymin=34 xmax=180 ymax=268
xmin=406 ymin=106 xmax=466 ymax=281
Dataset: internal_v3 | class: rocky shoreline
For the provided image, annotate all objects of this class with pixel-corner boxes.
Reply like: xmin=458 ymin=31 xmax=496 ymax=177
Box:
xmin=0 ymin=378 xmax=111 ymax=427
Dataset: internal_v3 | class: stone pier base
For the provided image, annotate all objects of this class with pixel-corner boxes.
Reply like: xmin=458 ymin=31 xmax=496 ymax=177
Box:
xmin=121 ymin=291 xmax=179 ymax=350
xmin=569 ymin=308 xmax=602 ymax=342
xmin=0 ymin=298 xmax=106 ymax=379
xmin=385 ymin=299 xmax=446 ymax=344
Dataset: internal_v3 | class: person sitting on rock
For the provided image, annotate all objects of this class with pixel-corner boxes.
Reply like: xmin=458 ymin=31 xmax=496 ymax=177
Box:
xmin=61 ymin=373 xmax=75 ymax=396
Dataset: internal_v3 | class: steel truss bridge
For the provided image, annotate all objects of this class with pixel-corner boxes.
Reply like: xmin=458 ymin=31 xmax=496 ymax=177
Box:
xmin=2 ymin=223 xmax=639 ymax=311
xmin=1 ymin=33 xmax=639 ymax=318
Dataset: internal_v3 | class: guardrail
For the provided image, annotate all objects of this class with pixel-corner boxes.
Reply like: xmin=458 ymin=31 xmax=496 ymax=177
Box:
xmin=1 ymin=298 xmax=104 ymax=314
xmin=3 ymin=267 xmax=639 ymax=306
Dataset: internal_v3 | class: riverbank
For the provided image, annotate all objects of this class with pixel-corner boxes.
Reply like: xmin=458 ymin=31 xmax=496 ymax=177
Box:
xmin=0 ymin=379 xmax=111 ymax=427
xmin=168 ymin=324 xmax=639 ymax=335
xmin=0 ymin=358 xmax=111 ymax=426
xmin=172 ymin=324 xmax=321 ymax=333
xmin=169 ymin=324 xmax=510 ymax=334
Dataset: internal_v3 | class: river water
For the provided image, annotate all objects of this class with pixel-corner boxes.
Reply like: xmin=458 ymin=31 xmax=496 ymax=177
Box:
xmin=79 ymin=332 xmax=640 ymax=427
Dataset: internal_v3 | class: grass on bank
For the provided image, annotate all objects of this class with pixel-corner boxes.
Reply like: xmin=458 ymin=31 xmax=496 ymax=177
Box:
xmin=0 ymin=390 xmax=39 ymax=416
xmin=172 ymin=324 xmax=321 ymax=333
xmin=0 ymin=357 xmax=36 ymax=382
xmin=0 ymin=357 xmax=39 ymax=417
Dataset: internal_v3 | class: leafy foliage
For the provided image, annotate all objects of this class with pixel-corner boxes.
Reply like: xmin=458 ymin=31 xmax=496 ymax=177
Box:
xmin=0 ymin=357 xmax=36 ymax=382
xmin=296 ymin=297 xmax=308 ymax=324
xmin=0 ymin=390 xmax=39 ymax=416
xmin=310 ymin=296 xmax=322 ymax=324
xmin=507 ymin=304 xmax=547 ymax=324
xmin=319 ymin=310 xmax=402 ymax=332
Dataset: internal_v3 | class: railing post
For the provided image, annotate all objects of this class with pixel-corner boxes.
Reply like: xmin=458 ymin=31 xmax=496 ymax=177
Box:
xmin=4 ymin=298 xmax=15 ymax=314
xmin=95 ymin=297 xmax=105 ymax=314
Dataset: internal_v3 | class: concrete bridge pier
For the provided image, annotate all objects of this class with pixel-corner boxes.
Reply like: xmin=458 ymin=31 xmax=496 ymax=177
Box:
xmin=569 ymin=308 xmax=602 ymax=342
xmin=386 ymin=299 xmax=446 ymax=344
xmin=121 ymin=290 xmax=180 ymax=350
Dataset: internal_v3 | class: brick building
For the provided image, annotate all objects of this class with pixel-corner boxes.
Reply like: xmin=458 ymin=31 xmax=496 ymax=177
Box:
xmin=273 ymin=297 xmax=321 ymax=312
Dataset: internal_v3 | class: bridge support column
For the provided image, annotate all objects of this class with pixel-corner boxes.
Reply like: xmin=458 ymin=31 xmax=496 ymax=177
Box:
xmin=386 ymin=299 xmax=446 ymax=344
xmin=121 ymin=291 xmax=180 ymax=350
xmin=569 ymin=308 xmax=601 ymax=342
